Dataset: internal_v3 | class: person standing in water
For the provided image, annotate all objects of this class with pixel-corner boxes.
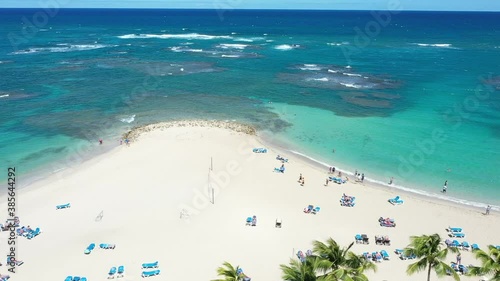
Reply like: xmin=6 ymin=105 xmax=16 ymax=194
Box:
xmin=442 ymin=180 xmax=448 ymax=193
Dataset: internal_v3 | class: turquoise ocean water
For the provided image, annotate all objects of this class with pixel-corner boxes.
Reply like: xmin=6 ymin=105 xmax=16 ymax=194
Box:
xmin=0 ymin=9 xmax=499 ymax=207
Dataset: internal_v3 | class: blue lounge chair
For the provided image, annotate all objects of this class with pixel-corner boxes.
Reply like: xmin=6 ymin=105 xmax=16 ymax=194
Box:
xmin=388 ymin=196 xmax=404 ymax=205
xmin=84 ymin=243 xmax=95 ymax=254
xmin=56 ymin=203 xmax=71 ymax=209
xmin=142 ymin=261 xmax=159 ymax=269
xmin=142 ymin=270 xmax=160 ymax=277
xmin=117 ymin=265 xmax=124 ymax=277
xmin=462 ymin=241 xmax=470 ymax=250
xmin=26 ymin=228 xmax=41 ymax=239
xmin=380 ymin=250 xmax=390 ymax=260
xmin=448 ymin=227 xmax=462 ymax=233
xmin=99 ymin=243 xmax=116 ymax=249
xmin=65 ymin=277 xmax=72 ymax=281
xmin=252 ymin=148 xmax=267 ymax=153
xmin=362 ymin=252 xmax=370 ymax=260
xmin=72 ymin=277 xmax=80 ymax=281
xmin=80 ymin=278 xmax=87 ymax=281
xmin=450 ymin=240 xmax=460 ymax=247
xmin=304 ymin=205 xmax=314 ymax=213
xmin=245 ymin=217 xmax=252 ymax=226
xmin=372 ymin=252 xmax=382 ymax=262
xmin=449 ymin=232 xmax=465 ymax=238
xmin=471 ymin=243 xmax=479 ymax=251
xmin=312 ymin=206 xmax=320 ymax=214
xmin=355 ymin=234 xmax=363 ymax=244
xmin=108 ymin=266 xmax=117 ymax=278
xmin=394 ymin=249 xmax=403 ymax=255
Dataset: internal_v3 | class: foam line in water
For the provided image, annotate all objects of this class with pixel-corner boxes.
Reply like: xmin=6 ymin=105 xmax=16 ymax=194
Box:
xmin=117 ymin=33 xmax=232 ymax=40
xmin=287 ymin=150 xmax=498 ymax=210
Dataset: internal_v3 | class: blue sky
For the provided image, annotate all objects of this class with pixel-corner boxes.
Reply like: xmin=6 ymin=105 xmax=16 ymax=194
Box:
xmin=1 ymin=0 xmax=500 ymax=11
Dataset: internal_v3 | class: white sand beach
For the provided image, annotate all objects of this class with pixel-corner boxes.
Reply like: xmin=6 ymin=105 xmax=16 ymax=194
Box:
xmin=1 ymin=121 xmax=498 ymax=281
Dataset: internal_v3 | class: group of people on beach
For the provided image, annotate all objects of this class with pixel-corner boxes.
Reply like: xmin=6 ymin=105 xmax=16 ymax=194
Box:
xmin=354 ymin=170 xmax=365 ymax=183
xmin=298 ymin=174 xmax=305 ymax=186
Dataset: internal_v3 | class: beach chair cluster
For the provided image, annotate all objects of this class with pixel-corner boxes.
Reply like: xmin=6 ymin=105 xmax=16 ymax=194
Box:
xmin=394 ymin=249 xmax=417 ymax=260
xmin=0 ymin=274 xmax=10 ymax=281
xmin=236 ymin=267 xmax=252 ymax=281
xmin=108 ymin=265 xmax=125 ymax=279
xmin=296 ymin=250 xmax=312 ymax=263
xmin=252 ymin=148 xmax=267 ymax=153
xmin=340 ymin=194 xmax=355 ymax=207
xmin=56 ymin=203 xmax=71 ymax=210
xmin=65 ymin=276 xmax=87 ymax=281
xmin=445 ymin=239 xmax=471 ymax=250
xmin=17 ymin=226 xmax=41 ymax=239
xmin=328 ymin=176 xmax=346 ymax=184
xmin=375 ymin=235 xmax=391 ymax=246
xmin=245 ymin=216 xmax=257 ymax=226
xmin=274 ymin=166 xmax=285 ymax=173
xmin=449 ymin=262 xmax=469 ymax=275
xmin=447 ymin=227 xmax=465 ymax=238
xmin=141 ymin=261 xmax=160 ymax=278
xmin=388 ymin=196 xmax=404 ymax=205
xmin=0 ymin=216 xmax=20 ymax=231
xmin=355 ymin=234 xmax=369 ymax=244
xmin=379 ymin=217 xmax=396 ymax=227
xmin=276 ymin=155 xmax=288 ymax=163
xmin=303 ymin=205 xmax=320 ymax=214
xmin=363 ymin=250 xmax=390 ymax=262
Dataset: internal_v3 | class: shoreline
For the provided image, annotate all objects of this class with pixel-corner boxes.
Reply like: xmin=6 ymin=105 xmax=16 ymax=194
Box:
xmin=2 ymin=119 xmax=497 ymax=213
xmin=2 ymin=121 xmax=498 ymax=281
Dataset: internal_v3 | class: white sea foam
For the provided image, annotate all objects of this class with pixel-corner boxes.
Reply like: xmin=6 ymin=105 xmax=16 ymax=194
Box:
xmin=343 ymin=73 xmax=362 ymax=77
xmin=327 ymin=69 xmax=338 ymax=73
xmin=120 ymin=114 xmax=136 ymax=123
xmin=307 ymin=77 xmax=329 ymax=82
xmin=221 ymin=54 xmax=240 ymax=58
xmin=10 ymin=44 xmax=114 ymax=55
xmin=117 ymin=33 xmax=232 ymax=40
xmin=415 ymin=43 xmax=452 ymax=48
xmin=275 ymin=44 xmax=296 ymax=51
xmin=0 ymin=94 xmax=9 ymax=99
xmin=287 ymin=150 xmax=496 ymax=210
xmin=339 ymin=82 xmax=362 ymax=89
xmin=327 ymin=42 xmax=349 ymax=46
xmin=345 ymin=65 xmax=352 ymax=69
xmin=170 ymin=46 xmax=203 ymax=53
xmin=217 ymin=43 xmax=248 ymax=49
xmin=300 ymin=64 xmax=321 ymax=71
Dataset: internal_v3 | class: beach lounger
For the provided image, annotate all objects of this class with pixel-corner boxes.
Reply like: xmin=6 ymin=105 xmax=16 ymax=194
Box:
xmin=142 ymin=270 xmax=160 ymax=278
xmin=56 ymin=203 xmax=71 ymax=209
xmin=80 ymin=278 xmax=87 ymax=281
xmin=362 ymin=252 xmax=370 ymax=260
xmin=312 ymin=206 xmax=320 ymax=214
xmin=447 ymin=227 xmax=462 ymax=233
xmin=65 ymin=277 xmax=72 ymax=281
xmin=355 ymin=234 xmax=363 ymax=244
xmin=372 ymin=252 xmax=382 ymax=262
xmin=117 ymin=266 xmax=124 ymax=278
xmin=26 ymin=228 xmax=41 ymax=239
xmin=245 ymin=217 xmax=252 ymax=226
xmin=471 ymin=243 xmax=479 ymax=251
xmin=108 ymin=267 xmax=117 ymax=279
xmin=458 ymin=264 xmax=469 ymax=274
xmin=380 ymin=250 xmax=390 ymax=260
xmin=449 ymin=232 xmax=465 ymax=238
xmin=461 ymin=241 xmax=470 ymax=250
xmin=275 ymin=218 xmax=282 ymax=228
xmin=84 ymin=243 xmax=95 ymax=254
xmin=252 ymin=148 xmax=267 ymax=153
xmin=72 ymin=277 xmax=80 ymax=281
xmin=297 ymin=250 xmax=306 ymax=262
xmin=361 ymin=234 xmax=369 ymax=244
xmin=142 ymin=261 xmax=159 ymax=269
xmin=388 ymin=196 xmax=404 ymax=205
xmin=304 ymin=205 xmax=314 ymax=213
xmin=99 ymin=243 xmax=116 ymax=249
xmin=450 ymin=240 xmax=460 ymax=248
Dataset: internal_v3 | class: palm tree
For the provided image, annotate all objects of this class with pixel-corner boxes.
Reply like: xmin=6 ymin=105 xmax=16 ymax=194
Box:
xmin=469 ymin=245 xmax=500 ymax=281
xmin=280 ymin=255 xmax=332 ymax=281
xmin=404 ymin=233 xmax=460 ymax=281
xmin=212 ymin=261 xmax=240 ymax=281
xmin=312 ymin=238 xmax=377 ymax=281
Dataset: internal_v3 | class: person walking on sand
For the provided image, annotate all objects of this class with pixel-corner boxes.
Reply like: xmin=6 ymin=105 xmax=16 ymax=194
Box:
xmin=301 ymin=177 xmax=305 ymax=186
xmin=298 ymin=174 xmax=303 ymax=182
xmin=389 ymin=177 xmax=394 ymax=185
xmin=325 ymin=178 xmax=329 ymax=186
xmin=486 ymin=205 xmax=491 ymax=215
xmin=456 ymin=252 xmax=461 ymax=265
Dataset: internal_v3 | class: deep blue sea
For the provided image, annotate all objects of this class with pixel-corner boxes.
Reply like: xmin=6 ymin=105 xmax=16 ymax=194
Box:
xmin=1 ymin=9 xmax=499 ymax=207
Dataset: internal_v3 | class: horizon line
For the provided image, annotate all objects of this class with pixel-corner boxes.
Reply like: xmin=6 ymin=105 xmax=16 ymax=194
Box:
xmin=0 ymin=7 xmax=499 ymax=12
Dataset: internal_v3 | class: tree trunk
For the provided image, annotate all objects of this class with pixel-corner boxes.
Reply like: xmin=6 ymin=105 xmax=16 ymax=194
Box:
xmin=427 ymin=263 xmax=432 ymax=281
